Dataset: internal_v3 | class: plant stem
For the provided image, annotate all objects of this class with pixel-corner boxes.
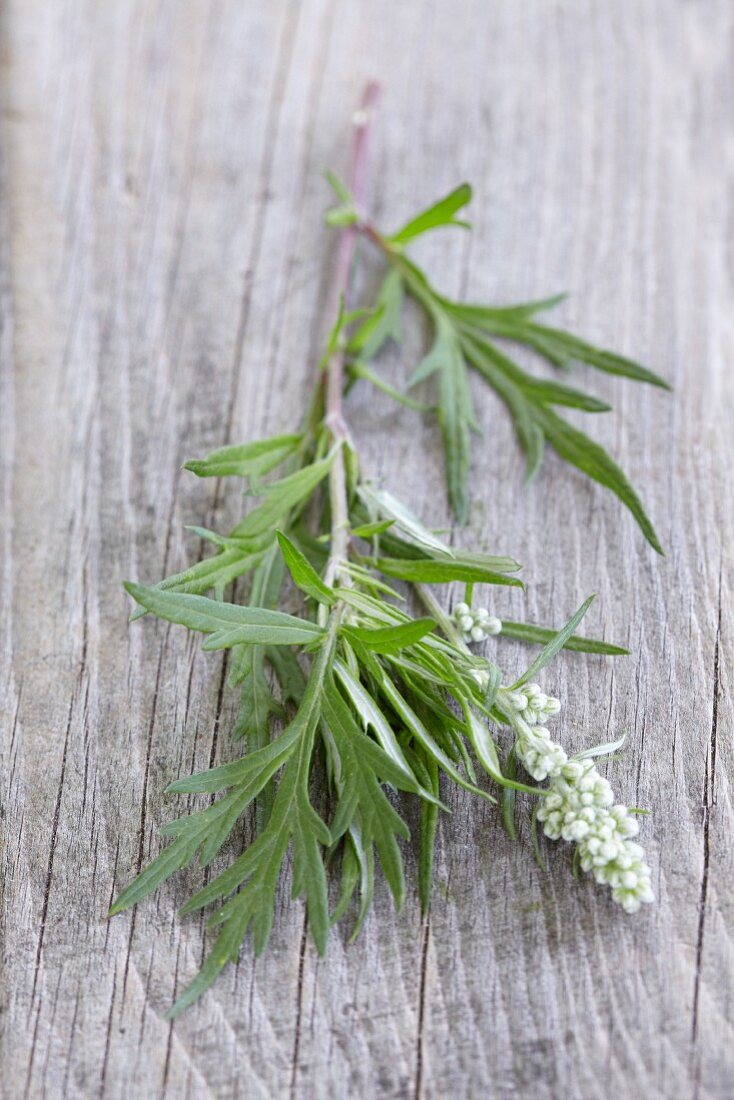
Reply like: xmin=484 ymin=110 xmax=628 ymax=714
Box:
xmin=414 ymin=583 xmax=468 ymax=651
xmin=323 ymin=81 xmax=381 ymax=587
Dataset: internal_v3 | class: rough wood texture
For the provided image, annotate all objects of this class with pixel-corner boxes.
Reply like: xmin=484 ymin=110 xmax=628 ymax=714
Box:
xmin=2 ymin=2 xmax=732 ymax=1097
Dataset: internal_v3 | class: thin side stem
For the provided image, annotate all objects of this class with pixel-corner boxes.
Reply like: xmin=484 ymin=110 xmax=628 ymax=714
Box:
xmin=323 ymin=81 xmax=381 ymax=587
xmin=414 ymin=583 xmax=468 ymax=652
xmin=416 ymin=584 xmax=526 ymax=739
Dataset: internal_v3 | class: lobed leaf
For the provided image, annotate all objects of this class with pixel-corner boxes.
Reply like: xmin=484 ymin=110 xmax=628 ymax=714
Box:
xmin=532 ymin=405 xmax=663 ymax=553
xmin=334 ymin=659 xmax=423 ymax=784
xmin=124 ymin=582 xmax=323 ymax=648
xmin=231 ymin=453 xmax=336 ymax=539
xmin=348 ymin=270 xmax=403 ymax=359
xmin=523 ymin=323 xmax=670 ymax=389
xmin=323 ymin=680 xmax=412 ymax=909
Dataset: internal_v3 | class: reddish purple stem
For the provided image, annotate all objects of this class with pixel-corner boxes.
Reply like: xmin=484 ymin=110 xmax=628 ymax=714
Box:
xmin=324 ymin=80 xmax=381 ymax=438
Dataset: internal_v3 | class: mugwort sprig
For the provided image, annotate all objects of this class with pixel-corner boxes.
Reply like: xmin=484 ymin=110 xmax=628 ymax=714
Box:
xmin=110 ymin=83 xmax=655 ymax=1017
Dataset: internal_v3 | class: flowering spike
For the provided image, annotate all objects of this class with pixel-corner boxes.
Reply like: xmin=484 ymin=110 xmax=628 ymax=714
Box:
xmin=509 ymin=695 xmax=653 ymax=914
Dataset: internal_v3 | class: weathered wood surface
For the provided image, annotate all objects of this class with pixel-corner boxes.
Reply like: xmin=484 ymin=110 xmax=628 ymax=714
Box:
xmin=1 ymin=1 xmax=732 ymax=1096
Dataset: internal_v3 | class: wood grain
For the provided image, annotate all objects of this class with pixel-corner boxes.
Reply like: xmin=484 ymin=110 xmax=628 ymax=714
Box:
xmin=1 ymin=1 xmax=732 ymax=1096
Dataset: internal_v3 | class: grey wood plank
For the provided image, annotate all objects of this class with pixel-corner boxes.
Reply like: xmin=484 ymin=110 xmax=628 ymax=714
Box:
xmin=1 ymin=1 xmax=732 ymax=1097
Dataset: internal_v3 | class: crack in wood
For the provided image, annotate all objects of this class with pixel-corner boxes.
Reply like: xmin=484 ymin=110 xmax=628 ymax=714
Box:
xmin=413 ymin=913 xmax=431 ymax=1100
xmin=29 ymin=696 xmax=74 ymax=1006
xmin=691 ymin=571 xmax=721 ymax=1053
xmin=289 ymin=909 xmax=310 ymax=1099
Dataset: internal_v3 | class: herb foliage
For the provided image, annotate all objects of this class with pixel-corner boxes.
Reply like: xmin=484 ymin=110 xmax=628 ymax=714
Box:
xmin=110 ymin=86 xmax=659 ymax=1015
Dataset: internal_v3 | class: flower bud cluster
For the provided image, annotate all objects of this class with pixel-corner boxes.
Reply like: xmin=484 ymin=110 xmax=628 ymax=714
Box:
xmin=510 ymin=691 xmax=653 ymax=915
xmin=506 ymin=682 xmax=561 ymax=726
xmin=470 ymin=668 xmax=490 ymax=690
xmin=454 ymin=602 xmax=501 ymax=644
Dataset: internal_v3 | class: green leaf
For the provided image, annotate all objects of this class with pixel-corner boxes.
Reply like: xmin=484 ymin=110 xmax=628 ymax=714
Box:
xmin=574 ymin=733 xmax=627 ymax=760
xmin=358 ymin=485 xmax=453 ymax=557
xmin=459 ymin=330 xmax=546 ymax=483
xmin=511 ymin=596 xmax=595 ymax=687
xmin=438 ymin=364 xmax=472 ymax=523
xmin=482 ymin=662 xmax=502 ymax=710
xmin=129 ymin=547 xmax=265 ymax=619
xmin=417 ymin=753 xmax=439 ymax=913
xmin=443 ymin=294 xmax=568 ymax=323
xmin=168 ymin=909 xmax=251 ymax=1017
xmin=431 ymin=326 xmax=475 ymax=524
xmin=458 ymin=331 xmax=611 ymax=412
xmin=458 ymin=328 xmax=663 ymax=547
xmin=529 ymin=806 xmax=547 ymax=869
xmin=408 ymin=325 xmax=453 ymax=387
xmin=266 ymin=644 xmax=306 ymax=706
xmin=166 ymin=727 xmax=300 ymax=796
xmin=447 ymin=298 xmax=669 ymax=388
xmin=323 ymin=680 xmax=411 ymax=909
xmin=532 ymin=405 xmax=663 ymax=553
xmin=231 ymin=453 xmax=336 ymax=539
xmin=124 ymin=582 xmax=324 ymax=648
xmin=108 ymin=832 xmax=199 ymax=916
xmin=405 ymin=318 xmax=475 ymax=523
xmin=499 ymin=619 xmax=629 ymax=655
xmin=276 ymin=531 xmax=335 ymax=606
xmin=324 ymin=168 xmax=353 ymax=205
xmin=183 ymin=434 xmax=301 ymax=480
xmin=347 ymin=360 xmax=431 ymax=412
xmin=291 ymin=792 xmax=332 ymax=954
xmin=366 ymin=523 xmax=520 ymax=574
xmin=109 ymin=777 xmax=261 ymax=917
xmin=375 ymin=670 xmax=495 ymax=803
xmin=384 ymin=244 xmax=668 ymax=535
xmin=350 ymin=518 xmax=396 ymax=538
xmin=343 ymin=618 xmax=436 ymax=655
xmin=333 ymin=659 xmax=424 ymax=785
xmin=232 ymin=646 xmax=282 ymax=737
xmin=388 ymin=183 xmax=472 ymax=246
xmin=448 ymin=548 xmax=521 ymax=573
xmin=337 ymin=587 xmax=403 ymax=624
xmin=375 ymin=557 xmax=523 ymax=587
xmin=349 ymin=270 xmax=404 ymax=359
xmin=166 ymin=633 xmax=335 ymax=1014
xmin=525 ymin=323 xmax=670 ymax=389
xmin=501 ymin=748 xmax=519 ymax=840
xmin=325 ymin=205 xmax=358 ymax=227
xmin=335 ymin=828 xmax=375 ymax=940
xmin=250 ymin=538 xmax=288 ymax=608
xmin=464 ymin=711 xmax=543 ymax=795
xmin=331 ymin=834 xmax=360 ymax=925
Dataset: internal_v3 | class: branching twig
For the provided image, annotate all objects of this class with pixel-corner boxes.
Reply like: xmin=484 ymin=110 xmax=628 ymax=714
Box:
xmin=324 ymin=81 xmax=381 ymax=587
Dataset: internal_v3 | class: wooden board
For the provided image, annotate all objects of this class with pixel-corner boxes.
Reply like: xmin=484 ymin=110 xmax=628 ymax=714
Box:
xmin=2 ymin=1 xmax=732 ymax=1096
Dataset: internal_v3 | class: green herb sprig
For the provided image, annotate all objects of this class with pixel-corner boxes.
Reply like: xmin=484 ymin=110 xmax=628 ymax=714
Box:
xmin=329 ymin=172 xmax=668 ymax=548
xmin=110 ymin=84 xmax=655 ymax=1016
